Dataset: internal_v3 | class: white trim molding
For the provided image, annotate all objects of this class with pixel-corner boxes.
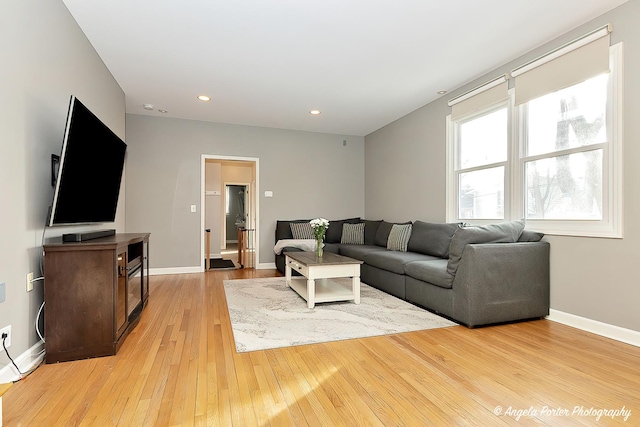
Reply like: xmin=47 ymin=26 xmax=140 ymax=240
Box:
xmin=149 ymin=266 xmax=203 ymax=276
xmin=256 ymin=262 xmax=276 ymax=270
xmin=200 ymin=154 xmax=260 ymax=273
xmin=0 ymin=340 xmax=45 ymax=383
xmin=548 ymin=309 xmax=640 ymax=348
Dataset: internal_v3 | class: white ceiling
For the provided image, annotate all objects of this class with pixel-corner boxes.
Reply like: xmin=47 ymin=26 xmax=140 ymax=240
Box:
xmin=62 ymin=0 xmax=627 ymax=137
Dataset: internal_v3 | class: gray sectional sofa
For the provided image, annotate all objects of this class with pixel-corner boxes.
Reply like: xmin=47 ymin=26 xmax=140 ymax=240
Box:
xmin=274 ymin=218 xmax=550 ymax=327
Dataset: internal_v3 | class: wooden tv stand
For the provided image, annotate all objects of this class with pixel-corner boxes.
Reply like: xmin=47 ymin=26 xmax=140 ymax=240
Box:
xmin=43 ymin=233 xmax=150 ymax=363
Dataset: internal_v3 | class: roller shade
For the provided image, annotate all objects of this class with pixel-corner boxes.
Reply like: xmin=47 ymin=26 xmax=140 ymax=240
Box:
xmin=513 ymin=25 xmax=611 ymax=106
xmin=448 ymin=75 xmax=508 ymax=121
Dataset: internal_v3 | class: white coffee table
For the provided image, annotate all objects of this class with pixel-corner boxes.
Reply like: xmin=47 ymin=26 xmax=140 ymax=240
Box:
xmin=285 ymin=252 xmax=363 ymax=309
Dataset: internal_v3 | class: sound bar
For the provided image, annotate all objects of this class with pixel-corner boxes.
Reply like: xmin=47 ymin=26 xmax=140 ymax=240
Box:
xmin=63 ymin=229 xmax=116 ymax=242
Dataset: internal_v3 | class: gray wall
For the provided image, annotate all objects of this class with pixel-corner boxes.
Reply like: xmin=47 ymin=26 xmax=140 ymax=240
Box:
xmin=365 ymin=0 xmax=640 ymax=332
xmin=0 ymin=0 xmax=125 ymax=373
xmin=125 ymin=114 xmax=365 ymax=268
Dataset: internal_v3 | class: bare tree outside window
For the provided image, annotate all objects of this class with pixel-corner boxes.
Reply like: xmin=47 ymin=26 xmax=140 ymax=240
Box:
xmin=525 ymin=74 xmax=607 ymax=220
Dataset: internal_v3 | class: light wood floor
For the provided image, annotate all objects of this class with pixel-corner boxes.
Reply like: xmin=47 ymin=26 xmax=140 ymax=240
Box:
xmin=4 ymin=269 xmax=639 ymax=426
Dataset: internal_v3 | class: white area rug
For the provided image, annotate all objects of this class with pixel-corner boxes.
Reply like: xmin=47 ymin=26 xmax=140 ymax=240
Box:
xmin=223 ymin=277 xmax=456 ymax=352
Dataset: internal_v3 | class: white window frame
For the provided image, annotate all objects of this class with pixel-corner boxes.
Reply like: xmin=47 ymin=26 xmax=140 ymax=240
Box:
xmin=447 ymin=43 xmax=623 ymax=238
xmin=446 ymin=101 xmax=512 ymax=224
xmin=513 ymin=42 xmax=623 ymax=238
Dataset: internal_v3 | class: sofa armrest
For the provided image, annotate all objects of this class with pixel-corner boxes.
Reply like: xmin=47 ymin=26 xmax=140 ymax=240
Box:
xmin=452 ymin=242 xmax=550 ymax=327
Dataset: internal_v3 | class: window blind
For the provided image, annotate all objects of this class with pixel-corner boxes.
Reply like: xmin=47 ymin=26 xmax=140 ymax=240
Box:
xmin=448 ymin=75 xmax=508 ymax=121
xmin=512 ymin=25 xmax=611 ymax=106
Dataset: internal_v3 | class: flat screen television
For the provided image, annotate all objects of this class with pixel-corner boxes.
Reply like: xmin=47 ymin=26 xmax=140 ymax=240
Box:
xmin=48 ymin=96 xmax=127 ymax=227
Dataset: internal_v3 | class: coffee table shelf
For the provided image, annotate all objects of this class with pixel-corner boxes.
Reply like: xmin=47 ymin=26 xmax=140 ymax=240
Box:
xmin=285 ymin=252 xmax=363 ymax=309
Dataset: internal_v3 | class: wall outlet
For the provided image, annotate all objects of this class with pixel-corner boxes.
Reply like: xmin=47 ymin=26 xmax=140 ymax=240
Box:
xmin=26 ymin=272 xmax=34 ymax=292
xmin=0 ymin=325 xmax=11 ymax=348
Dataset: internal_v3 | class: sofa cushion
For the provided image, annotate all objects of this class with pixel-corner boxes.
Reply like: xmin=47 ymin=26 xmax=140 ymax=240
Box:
xmin=276 ymin=219 xmax=309 ymax=241
xmin=447 ymin=219 xmax=526 ymax=276
xmin=290 ymin=222 xmax=314 ymax=239
xmin=387 ymin=224 xmax=412 ymax=252
xmin=338 ymin=244 xmax=387 ymax=261
xmin=325 ymin=217 xmax=360 ymax=243
xmin=405 ymin=259 xmax=453 ymax=289
xmin=363 ymin=220 xmax=383 ymax=245
xmin=364 ymin=250 xmax=436 ymax=275
xmin=341 ymin=223 xmax=365 ymax=245
xmin=407 ymin=221 xmax=461 ymax=258
xmin=374 ymin=220 xmax=412 ymax=247
xmin=323 ymin=243 xmax=340 ymax=254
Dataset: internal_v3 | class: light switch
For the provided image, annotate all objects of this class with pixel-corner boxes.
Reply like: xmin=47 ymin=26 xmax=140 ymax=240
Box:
xmin=264 ymin=191 xmax=273 ymax=198
xmin=190 ymin=205 xmax=197 ymax=213
xmin=0 ymin=282 xmax=5 ymax=303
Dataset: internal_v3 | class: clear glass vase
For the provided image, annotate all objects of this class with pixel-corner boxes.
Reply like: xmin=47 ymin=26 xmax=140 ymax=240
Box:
xmin=316 ymin=238 xmax=323 ymax=258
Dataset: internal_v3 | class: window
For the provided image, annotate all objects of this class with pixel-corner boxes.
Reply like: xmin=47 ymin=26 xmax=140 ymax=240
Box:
xmin=521 ymin=74 xmax=607 ymax=220
xmin=455 ymin=106 xmax=508 ymax=220
xmin=447 ymin=38 xmax=622 ymax=238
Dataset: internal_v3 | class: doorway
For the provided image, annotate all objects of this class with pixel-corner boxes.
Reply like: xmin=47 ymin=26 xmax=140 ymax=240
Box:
xmin=224 ymin=184 xmax=250 ymax=246
xmin=201 ymin=155 xmax=259 ymax=271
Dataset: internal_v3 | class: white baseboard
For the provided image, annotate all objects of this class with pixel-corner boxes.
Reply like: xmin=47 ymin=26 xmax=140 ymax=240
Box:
xmin=149 ymin=263 xmax=277 ymax=275
xmin=149 ymin=266 xmax=203 ymax=275
xmin=0 ymin=340 xmax=45 ymax=383
xmin=548 ymin=309 xmax=640 ymax=348
xmin=256 ymin=262 xmax=276 ymax=270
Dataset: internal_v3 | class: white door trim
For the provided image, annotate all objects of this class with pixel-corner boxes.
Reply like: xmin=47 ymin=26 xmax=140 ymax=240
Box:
xmin=200 ymin=154 xmax=259 ymax=271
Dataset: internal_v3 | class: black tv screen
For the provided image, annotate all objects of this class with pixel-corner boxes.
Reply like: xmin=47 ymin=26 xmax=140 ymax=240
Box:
xmin=49 ymin=96 xmax=126 ymax=226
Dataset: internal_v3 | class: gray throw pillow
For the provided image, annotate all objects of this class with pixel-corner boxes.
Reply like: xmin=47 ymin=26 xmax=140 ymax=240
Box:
xmin=446 ymin=219 xmax=526 ymax=276
xmin=276 ymin=219 xmax=309 ymax=240
xmin=290 ymin=222 xmax=314 ymax=240
xmin=325 ymin=217 xmax=360 ymax=243
xmin=407 ymin=221 xmax=461 ymax=258
xmin=387 ymin=224 xmax=412 ymax=252
xmin=341 ymin=223 xmax=365 ymax=245
xmin=374 ymin=220 xmax=411 ymax=247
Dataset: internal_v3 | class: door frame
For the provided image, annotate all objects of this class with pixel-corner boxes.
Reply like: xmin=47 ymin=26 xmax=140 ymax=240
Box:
xmin=200 ymin=154 xmax=259 ymax=271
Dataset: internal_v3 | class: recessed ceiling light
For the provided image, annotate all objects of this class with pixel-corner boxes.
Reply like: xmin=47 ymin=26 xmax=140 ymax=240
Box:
xmin=143 ymin=104 xmax=154 ymax=110
xmin=309 ymin=109 xmax=321 ymax=115
xmin=437 ymin=90 xmax=448 ymax=95
xmin=158 ymin=109 xmax=168 ymax=113
xmin=197 ymin=95 xmax=211 ymax=102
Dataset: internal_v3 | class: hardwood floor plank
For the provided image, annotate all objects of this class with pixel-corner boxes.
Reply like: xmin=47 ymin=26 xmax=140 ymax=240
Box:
xmin=265 ymin=349 xmax=313 ymax=426
xmin=309 ymin=344 xmax=386 ymax=427
xmin=231 ymin=351 xmax=261 ymax=426
xmin=3 ymin=269 xmax=639 ymax=426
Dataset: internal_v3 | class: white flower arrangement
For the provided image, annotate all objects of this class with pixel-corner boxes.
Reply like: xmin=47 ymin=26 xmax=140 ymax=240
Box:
xmin=310 ymin=218 xmax=330 ymax=241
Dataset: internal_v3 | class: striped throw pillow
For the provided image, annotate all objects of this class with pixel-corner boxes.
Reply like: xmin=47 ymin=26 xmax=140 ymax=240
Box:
xmin=387 ymin=223 xmax=412 ymax=252
xmin=290 ymin=222 xmax=314 ymax=239
xmin=341 ymin=223 xmax=365 ymax=245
